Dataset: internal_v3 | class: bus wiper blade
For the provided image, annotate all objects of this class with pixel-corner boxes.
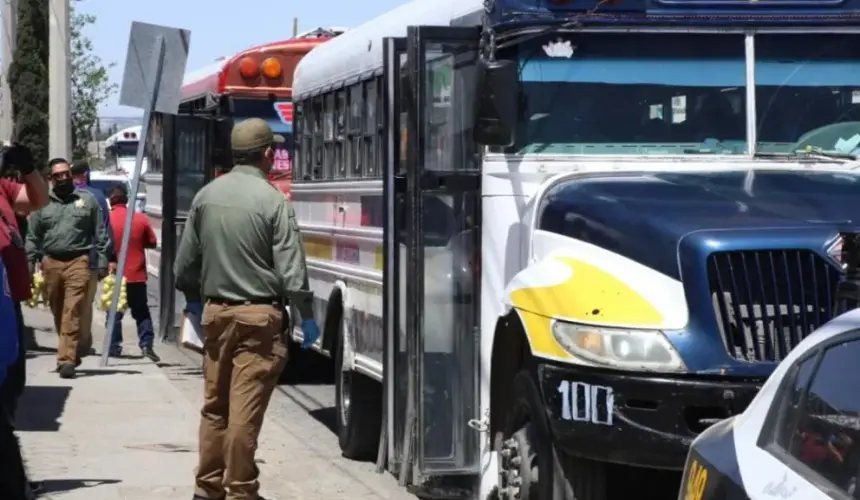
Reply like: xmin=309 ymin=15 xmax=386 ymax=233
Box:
xmin=683 ymin=148 xmax=722 ymax=154
xmin=754 ymin=150 xmax=858 ymax=162
xmin=807 ymin=149 xmax=858 ymax=160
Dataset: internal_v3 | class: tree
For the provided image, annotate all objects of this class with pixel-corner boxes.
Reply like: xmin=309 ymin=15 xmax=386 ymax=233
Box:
xmin=8 ymin=0 xmax=49 ymax=169
xmin=70 ymin=3 xmax=117 ymax=160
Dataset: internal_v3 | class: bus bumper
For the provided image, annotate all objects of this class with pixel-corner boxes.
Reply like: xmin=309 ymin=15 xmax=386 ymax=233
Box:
xmin=536 ymin=362 xmax=763 ymax=470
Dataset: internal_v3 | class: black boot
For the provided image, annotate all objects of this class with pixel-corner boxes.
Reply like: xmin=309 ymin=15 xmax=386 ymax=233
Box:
xmin=142 ymin=347 xmax=161 ymax=363
xmin=58 ymin=364 xmax=76 ymax=379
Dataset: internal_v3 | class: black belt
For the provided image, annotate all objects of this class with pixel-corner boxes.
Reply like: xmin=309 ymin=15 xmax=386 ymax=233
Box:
xmin=205 ymin=296 xmax=282 ymax=307
xmin=44 ymin=250 xmax=89 ymax=262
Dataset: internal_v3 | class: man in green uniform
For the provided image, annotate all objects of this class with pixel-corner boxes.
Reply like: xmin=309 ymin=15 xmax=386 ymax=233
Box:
xmin=174 ymin=118 xmax=319 ymax=500
xmin=25 ymin=159 xmax=111 ymax=379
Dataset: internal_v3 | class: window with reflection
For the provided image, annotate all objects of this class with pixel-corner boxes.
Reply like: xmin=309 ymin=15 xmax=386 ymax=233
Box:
xmin=755 ymin=34 xmax=860 ymax=155
xmin=324 ymin=94 xmax=334 ymax=179
xmin=293 ymin=103 xmax=305 ymax=181
xmin=146 ymin=113 xmax=164 ymax=174
xmin=364 ymin=80 xmax=377 ymax=177
xmin=774 ymin=339 xmax=860 ymax=498
xmin=312 ymin=97 xmax=323 ymax=180
xmin=336 ymin=90 xmax=346 ymax=177
xmin=349 ymin=85 xmax=362 ymax=177
xmin=174 ymin=116 xmax=207 ymax=215
xmin=510 ymin=33 xmax=746 ymax=155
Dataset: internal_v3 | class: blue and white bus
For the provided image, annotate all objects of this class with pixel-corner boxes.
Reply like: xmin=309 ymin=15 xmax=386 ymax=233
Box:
xmin=292 ymin=0 xmax=860 ymax=497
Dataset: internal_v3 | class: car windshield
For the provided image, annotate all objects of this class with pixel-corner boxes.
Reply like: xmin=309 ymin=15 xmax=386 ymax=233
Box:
xmin=511 ymin=32 xmax=860 ymax=156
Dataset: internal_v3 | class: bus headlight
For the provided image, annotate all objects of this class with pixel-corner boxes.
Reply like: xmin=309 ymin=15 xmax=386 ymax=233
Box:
xmin=551 ymin=320 xmax=686 ymax=372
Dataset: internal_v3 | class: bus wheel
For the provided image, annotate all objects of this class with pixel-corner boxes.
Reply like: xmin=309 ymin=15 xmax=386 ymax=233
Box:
xmin=499 ymin=370 xmax=607 ymax=500
xmin=334 ymin=331 xmax=380 ymax=460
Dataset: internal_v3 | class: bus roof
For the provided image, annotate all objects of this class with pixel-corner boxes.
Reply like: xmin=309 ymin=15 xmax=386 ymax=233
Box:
xmin=181 ymin=28 xmax=345 ymax=103
xmin=104 ymin=125 xmax=142 ymax=147
xmin=490 ymin=0 xmax=860 ymax=27
xmin=293 ymin=0 xmax=481 ymax=99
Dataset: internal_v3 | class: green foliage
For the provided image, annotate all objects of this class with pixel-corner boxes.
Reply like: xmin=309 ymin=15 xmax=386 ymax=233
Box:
xmin=8 ymin=0 xmax=49 ymax=169
xmin=70 ymin=3 xmax=117 ymax=160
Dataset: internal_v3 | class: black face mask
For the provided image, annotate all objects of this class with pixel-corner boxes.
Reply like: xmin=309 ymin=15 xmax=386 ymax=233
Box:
xmin=53 ymin=179 xmax=74 ymax=198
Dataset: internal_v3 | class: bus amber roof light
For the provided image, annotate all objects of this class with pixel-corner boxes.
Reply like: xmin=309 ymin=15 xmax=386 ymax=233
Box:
xmin=239 ymin=57 xmax=259 ymax=78
xmin=261 ymin=57 xmax=282 ymax=79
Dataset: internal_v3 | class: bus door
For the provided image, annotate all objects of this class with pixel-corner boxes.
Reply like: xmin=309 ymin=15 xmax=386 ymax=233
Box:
xmin=382 ymin=35 xmax=409 ymax=475
xmin=385 ymin=26 xmax=482 ymax=484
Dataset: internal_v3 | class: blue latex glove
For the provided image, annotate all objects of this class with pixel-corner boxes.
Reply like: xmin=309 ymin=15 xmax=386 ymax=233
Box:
xmin=185 ymin=301 xmax=203 ymax=317
xmin=301 ymin=319 xmax=320 ymax=349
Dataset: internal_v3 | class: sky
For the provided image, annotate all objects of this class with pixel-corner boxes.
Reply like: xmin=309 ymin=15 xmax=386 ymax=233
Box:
xmin=76 ymin=0 xmax=407 ymax=117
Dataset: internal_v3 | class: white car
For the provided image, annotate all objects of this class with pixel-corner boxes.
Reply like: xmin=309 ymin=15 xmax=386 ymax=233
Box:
xmin=679 ymin=307 xmax=860 ymax=500
xmin=89 ymin=171 xmax=145 ymax=212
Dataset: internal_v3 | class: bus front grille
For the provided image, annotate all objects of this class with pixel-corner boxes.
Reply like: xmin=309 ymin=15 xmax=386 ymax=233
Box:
xmin=707 ymin=250 xmax=841 ymax=362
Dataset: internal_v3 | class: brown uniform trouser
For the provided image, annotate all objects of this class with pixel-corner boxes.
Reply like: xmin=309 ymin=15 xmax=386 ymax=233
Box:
xmin=77 ymin=270 xmax=99 ymax=356
xmin=195 ymin=302 xmax=287 ymax=500
xmin=41 ymin=254 xmax=90 ymax=367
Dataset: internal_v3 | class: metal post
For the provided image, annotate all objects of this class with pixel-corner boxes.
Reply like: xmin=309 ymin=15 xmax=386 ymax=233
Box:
xmin=100 ymin=36 xmax=165 ymax=366
xmin=0 ymin=0 xmax=17 ymax=141
xmin=292 ymin=17 xmax=298 ymax=38
xmin=49 ymin=0 xmax=71 ymax=159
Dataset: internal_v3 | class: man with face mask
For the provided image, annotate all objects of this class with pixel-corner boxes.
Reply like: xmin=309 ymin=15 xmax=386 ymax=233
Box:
xmin=25 ymin=158 xmax=111 ymax=379
xmin=70 ymin=160 xmax=116 ymax=359
xmin=174 ymin=118 xmax=318 ymax=500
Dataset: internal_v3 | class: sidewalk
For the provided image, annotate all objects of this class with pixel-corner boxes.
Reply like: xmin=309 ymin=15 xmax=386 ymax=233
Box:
xmin=18 ymin=306 xmax=199 ymax=500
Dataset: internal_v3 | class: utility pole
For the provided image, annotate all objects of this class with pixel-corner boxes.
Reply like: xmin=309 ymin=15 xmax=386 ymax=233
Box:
xmin=48 ymin=0 xmax=71 ymax=159
xmin=0 ymin=0 xmax=17 ymax=141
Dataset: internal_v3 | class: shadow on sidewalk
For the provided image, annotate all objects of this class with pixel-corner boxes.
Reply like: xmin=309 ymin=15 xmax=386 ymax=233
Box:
xmin=27 ymin=345 xmax=57 ymax=354
xmin=74 ymin=369 xmax=142 ymax=377
xmin=308 ymin=406 xmax=337 ymax=434
xmin=38 ymin=478 xmax=121 ymax=494
xmin=17 ymin=386 xmax=71 ymax=432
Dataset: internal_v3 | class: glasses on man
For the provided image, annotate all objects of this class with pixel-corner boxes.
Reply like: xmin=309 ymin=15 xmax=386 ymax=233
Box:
xmin=50 ymin=171 xmax=71 ymax=181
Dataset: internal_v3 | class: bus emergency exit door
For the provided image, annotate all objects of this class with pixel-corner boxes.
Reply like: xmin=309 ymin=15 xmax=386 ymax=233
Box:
xmin=385 ymin=26 xmax=482 ymax=482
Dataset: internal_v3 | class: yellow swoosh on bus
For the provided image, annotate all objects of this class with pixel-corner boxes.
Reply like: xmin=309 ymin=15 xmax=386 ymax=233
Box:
xmin=508 ymin=256 xmax=663 ymax=359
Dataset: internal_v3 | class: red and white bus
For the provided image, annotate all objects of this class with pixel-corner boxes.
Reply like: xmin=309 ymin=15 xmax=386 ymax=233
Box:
xmin=144 ymin=27 xmax=343 ymax=338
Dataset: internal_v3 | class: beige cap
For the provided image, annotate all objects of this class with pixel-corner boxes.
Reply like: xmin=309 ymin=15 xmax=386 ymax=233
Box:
xmin=231 ymin=118 xmax=285 ymax=151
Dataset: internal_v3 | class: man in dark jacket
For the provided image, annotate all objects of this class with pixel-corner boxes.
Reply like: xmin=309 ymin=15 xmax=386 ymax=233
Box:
xmin=70 ymin=160 xmax=116 ymax=358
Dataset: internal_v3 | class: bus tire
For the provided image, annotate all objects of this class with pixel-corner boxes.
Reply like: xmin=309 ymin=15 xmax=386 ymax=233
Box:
xmin=334 ymin=329 xmax=380 ymax=460
xmin=499 ymin=370 xmax=607 ymax=500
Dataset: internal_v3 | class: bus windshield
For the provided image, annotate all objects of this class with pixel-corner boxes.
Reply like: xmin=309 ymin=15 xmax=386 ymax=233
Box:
xmin=755 ymin=34 xmax=860 ymax=155
xmin=514 ymin=33 xmax=860 ymax=156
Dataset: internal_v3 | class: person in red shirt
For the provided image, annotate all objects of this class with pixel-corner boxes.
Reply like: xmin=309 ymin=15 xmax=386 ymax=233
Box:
xmin=0 ymin=146 xmax=49 ymax=416
xmin=106 ymin=184 xmax=160 ymax=362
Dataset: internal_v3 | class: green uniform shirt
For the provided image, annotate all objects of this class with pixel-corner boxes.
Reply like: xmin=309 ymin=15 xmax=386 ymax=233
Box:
xmin=174 ymin=165 xmax=312 ymax=317
xmin=25 ymin=188 xmax=110 ymax=268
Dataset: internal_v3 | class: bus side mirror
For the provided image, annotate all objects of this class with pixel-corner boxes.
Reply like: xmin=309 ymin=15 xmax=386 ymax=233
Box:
xmin=473 ymin=58 xmax=517 ymax=147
